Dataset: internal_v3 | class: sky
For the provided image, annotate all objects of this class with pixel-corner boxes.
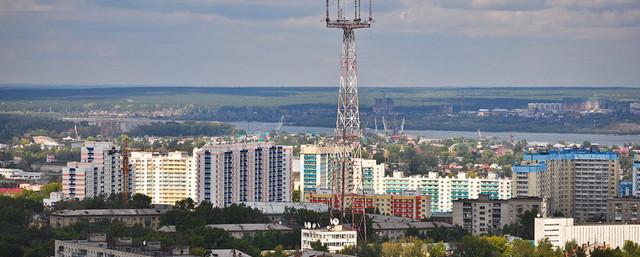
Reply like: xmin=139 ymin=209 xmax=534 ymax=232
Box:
xmin=0 ymin=0 xmax=639 ymax=87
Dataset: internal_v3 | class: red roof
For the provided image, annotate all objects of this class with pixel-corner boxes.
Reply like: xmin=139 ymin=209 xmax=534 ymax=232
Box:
xmin=0 ymin=188 xmax=24 ymax=194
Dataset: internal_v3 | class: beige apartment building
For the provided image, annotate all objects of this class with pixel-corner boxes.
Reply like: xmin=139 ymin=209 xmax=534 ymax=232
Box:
xmin=130 ymin=151 xmax=197 ymax=205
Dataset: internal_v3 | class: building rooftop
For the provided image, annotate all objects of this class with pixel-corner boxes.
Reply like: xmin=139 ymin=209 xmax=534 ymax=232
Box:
xmin=241 ymin=202 xmax=329 ymax=215
xmin=157 ymin=223 xmax=293 ymax=233
xmin=56 ymin=239 xmax=197 ymax=257
xmin=295 ymin=250 xmax=355 ymax=257
xmin=51 ymin=209 xmax=170 ymax=217
xmin=523 ymin=149 xmax=618 ymax=161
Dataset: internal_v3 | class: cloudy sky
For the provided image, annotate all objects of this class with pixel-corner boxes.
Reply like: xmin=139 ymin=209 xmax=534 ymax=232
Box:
xmin=0 ymin=0 xmax=639 ymax=87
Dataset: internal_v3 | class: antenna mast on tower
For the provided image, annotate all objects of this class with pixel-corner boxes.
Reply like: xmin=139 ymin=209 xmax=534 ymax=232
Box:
xmin=325 ymin=0 xmax=372 ymax=242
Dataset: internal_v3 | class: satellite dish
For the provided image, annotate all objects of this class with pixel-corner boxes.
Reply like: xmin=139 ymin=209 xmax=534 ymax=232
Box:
xmin=312 ymin=223 xmax=317 ymax=229
xmin=331 ymin=218 xmax=340 ymax=225
xmin=305 ymin=222 xmax=310 ymax=229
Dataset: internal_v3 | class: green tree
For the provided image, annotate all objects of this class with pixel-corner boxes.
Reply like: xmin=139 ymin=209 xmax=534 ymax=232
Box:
xmin=263 ymin=245 xmax=290 ymax=257
xmin=130 ymin=194 xmax=152 ymax=208
xmin=623 ymin=240 xmax=640 ymax=257
xmin=427 ymin=242 xmax=447 ymax=257
xmin=534 ymin=238 xmax=562 ymax=257
xmin=453 ymin=236 xmax=500 ymax=257
xmin=505 ymin=239 xmax=535 ymax=257
xmin=310 ymin=240 xmax=328 ymax=252
xmin=175 ymin=198 xmax=196 ymax=210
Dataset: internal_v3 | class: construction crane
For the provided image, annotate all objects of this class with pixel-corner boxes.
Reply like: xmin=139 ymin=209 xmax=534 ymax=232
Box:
xmin=121 ymin=135 xmax=131 ymax=202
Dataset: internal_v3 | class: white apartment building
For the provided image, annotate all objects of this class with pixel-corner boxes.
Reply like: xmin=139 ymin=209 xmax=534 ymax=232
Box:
xmin=534 ymin=217 xmax=640 ymax=249
xmin=130 ymin=151 xmax=197 ymax=205
xmin=195 ymin=142 xmax=293 ymax=207
xmin=301 ymin=225 xmax=357 ymax=253
xmin=380 ymin=172 xmax=512 ymax=212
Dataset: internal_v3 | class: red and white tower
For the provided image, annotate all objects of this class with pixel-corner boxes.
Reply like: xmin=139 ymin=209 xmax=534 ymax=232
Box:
xmin=325 ymin=0 xmax=373 ymax=241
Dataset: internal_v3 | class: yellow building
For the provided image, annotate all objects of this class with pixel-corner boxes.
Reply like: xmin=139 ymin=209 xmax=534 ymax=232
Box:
xmin=130 ymin=152 xmax=197 ymax=205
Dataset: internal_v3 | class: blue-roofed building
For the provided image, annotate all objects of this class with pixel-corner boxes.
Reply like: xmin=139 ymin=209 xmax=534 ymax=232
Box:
xmin=512 ymin=149 xmax=620 ymax=223
xmin=619 ymin=181 xmax=634 ymax=197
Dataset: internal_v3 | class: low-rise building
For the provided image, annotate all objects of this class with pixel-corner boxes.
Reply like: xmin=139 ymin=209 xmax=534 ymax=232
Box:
xmin=429 ymin=212 xmax=453 ymax=224
xmin=241 ymin=202 xmax=329 ymax=224
xmin=43 ymin=191 xmax=65 ymax=208
xmin=453 ymin=195 xmax=545 ymax=235
xmin=367 ymin=214 xmax=454 ymax=240
xmin=50 ymin=209 xmax=169 ymax=229
xmin=207 ymin=224 xmax=293 ymax=239
xmin=54 ymin=234 xmax=196 ymax=257
xmin=301 ymin=224 xmax=357 ymax=253
xmin=304 ymin=192 xmax=431 ymax=220
xmin=606 ymin=197 xmax=640 ymax=224
xmin=157 ymin=223 xmax=293 ymax=239
xmin=534 ymin=217 xmax=640 ymax=249
xmin=0 ymin=168 xmax=42 ymax=180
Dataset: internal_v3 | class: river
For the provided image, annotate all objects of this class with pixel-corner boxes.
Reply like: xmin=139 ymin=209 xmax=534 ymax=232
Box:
xmin=229 ymin=121 xmax=639 ymax=146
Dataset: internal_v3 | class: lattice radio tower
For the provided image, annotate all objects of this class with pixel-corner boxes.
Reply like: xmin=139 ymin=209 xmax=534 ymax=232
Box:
xmin=326 ymin=0 xmax=372 ymax=241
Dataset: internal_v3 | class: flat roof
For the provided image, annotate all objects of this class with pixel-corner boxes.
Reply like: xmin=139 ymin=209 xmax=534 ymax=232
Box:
xmin=51 ymin=209 xmax=169 ymax=217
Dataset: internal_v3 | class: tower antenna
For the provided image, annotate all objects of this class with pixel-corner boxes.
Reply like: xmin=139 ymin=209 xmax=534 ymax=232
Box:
xmin=325 ymin=0 xmax=372 ymax=242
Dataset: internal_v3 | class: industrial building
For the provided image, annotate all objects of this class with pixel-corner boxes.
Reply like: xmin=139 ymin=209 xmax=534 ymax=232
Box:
xmin=534 ymin=217 xmax=640 ymax=249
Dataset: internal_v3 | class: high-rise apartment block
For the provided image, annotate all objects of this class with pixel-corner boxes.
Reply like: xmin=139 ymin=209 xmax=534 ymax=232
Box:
xmin=63 ymin=142 xmax=132 ymax=200
xmin=513 ymin=149 xmax=620 ymax=222
xmin=130 ymin=151 xmax=197 ymax=205
xmin=380 ymin=172 xmax=512 ymax=213
xmin=195 ymin=142 xmax=292 ymax=207
xmin=300 ymin=145 xmax=334 ymax=201
xmin=633 ymin=155 xmax=640 ymax=197
xmin=299 ymin=145 xmax=380 ymax=201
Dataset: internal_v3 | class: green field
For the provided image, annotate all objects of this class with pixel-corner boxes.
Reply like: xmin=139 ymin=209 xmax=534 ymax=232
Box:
xmin=1 ymin=86 xmax=639 ymax=111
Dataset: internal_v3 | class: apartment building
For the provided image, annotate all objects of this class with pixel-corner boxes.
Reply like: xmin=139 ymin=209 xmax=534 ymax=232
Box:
xmin=300 ymin=145 xmax=333 ymax=201
xmin=304 ymin=192 xmax=431 ymax=220
xmin=130 ymin=151 xmax=197 ymax=205
xmin=511 ymin=162 xmax=545 ymax=198
xmin=195 ymin=142 xmax=292 ymax=207
xmin=518 ymin=149 xmax=620 ymax=222
xmin=606 ymin=197 xmax=640 ymax=224
xmin=63 ymin=142 xmax=133 ymax=200
xmin=633 ymin=155 xmax=640 ymax=197
xmin=452 ymin=195 xmax=545 ymax=235
xmin=379 ymin=172 xmax=512 ymax=212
